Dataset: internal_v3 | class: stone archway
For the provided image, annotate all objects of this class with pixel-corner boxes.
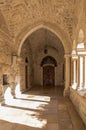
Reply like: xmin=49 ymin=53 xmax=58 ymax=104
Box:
xmin=16 ymin=22 xmax=72 ymax=55
xmin=41 ymin=56 xmax=57 ymax=87
xmin=16 ymin=22 xmax=72 ymax=96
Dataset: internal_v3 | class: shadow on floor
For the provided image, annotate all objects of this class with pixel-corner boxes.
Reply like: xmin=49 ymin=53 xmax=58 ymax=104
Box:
xmin=0 ymin=85 xmax=86 ymax=130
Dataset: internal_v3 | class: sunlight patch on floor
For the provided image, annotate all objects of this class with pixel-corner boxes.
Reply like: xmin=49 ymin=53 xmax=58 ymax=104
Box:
xmin=4 ymin=87 xmax=50 ymax=111
xmin=0 ymin=86 xmax=52 ymax=128
xmin=15 ymin=84 xmax=51 ymax=102
xmin=0 ymin=88 xmax=50 ymax=128
xmin=16 ymin=94 xmax=51 ymax=102
xmin=0 ymin=105 xmax=47 ymax=128
xmin=5 ymin=98 xmax=49 ymax=111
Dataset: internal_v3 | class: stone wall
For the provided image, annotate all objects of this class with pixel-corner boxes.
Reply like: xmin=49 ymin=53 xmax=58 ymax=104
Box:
xmin=20 ymin=38 xmax=33 ymax=92
xmin=33 ymin=47 xmax=64 ymax=86
xmin=70 ymin=88 xmax=86 ymax=126
xmin=0 ymin=30 xmax=19 ymax=100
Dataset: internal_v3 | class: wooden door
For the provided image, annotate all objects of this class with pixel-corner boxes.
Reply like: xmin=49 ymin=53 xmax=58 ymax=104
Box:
xmin=43 ymin=65 xmax=55 ymax=87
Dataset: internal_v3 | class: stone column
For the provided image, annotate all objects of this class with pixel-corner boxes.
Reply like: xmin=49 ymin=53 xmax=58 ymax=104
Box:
xmin=83 ymin=56 xmax=86 ymax=89
xmin=71 ymin=55 xmax=78 ymax=89
xmin=78 ymin=56 xmax=84 ymax=90
xmin=0 ymin=85 xmax=4 ymax=104
xmin=15 ymin=57 xmax=22 ymax=95
xmin=63 ymin=54 xmax=70 ymax=96
xmin=73 ymin=59 xmax=77 ymax=87
xmin=70 ymin=58 xmax=73 ymax=86
xmin=76 ymin=58 xmax=79 ymax=89
xmin=77 ymin=56 xmax=80 ymax=90
xmin=10 ymin=82 xmax=16 ymax=98
xmin=0 ymin=65 xmax=4 ymax=104
xmin=82 ymin=56 xmax=84 ymax=89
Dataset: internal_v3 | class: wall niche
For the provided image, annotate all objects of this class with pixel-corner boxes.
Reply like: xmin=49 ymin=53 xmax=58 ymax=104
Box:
xmin=3 ymin=74 xmax=9 ymax=85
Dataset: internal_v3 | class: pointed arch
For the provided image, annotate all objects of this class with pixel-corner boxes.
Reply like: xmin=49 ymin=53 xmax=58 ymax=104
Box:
xmin=16 ymin=21 xmax=72 ymax=55
xmin=41 ymin=56 xmax=57 ymax=67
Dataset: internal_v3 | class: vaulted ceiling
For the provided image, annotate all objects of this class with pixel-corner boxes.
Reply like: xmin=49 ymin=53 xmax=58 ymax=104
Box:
xmin=0 ymin=0 xmax=75 ymax=40
xmin=0 ymin=0 xmax=86 ymax=54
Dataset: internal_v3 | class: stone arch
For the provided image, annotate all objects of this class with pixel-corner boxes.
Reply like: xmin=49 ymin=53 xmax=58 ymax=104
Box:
xmin=16 ymin=21 xmax=71 ymax=96
xmin=41 ymin=56 xmax=57 ymax=67
xmin=16 ymin=21 xmax=72 ymax=55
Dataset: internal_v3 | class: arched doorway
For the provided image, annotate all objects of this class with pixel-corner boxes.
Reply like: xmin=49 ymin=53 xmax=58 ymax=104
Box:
xmin=41 ymin=56 xmax=57 ymax=87
xmin=17 ymin=23 xmax=71 ymax=96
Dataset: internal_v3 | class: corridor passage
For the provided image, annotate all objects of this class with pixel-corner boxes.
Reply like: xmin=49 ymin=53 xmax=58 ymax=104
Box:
xmin=0 ymin=86 xmax=86 ymax=130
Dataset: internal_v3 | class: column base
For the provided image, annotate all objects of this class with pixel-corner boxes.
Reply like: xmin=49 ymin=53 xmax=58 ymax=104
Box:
xmin=77 ymin=86 xmax=83 ymax=91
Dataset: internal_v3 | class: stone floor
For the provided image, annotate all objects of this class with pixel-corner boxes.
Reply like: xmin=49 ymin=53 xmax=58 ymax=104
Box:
xmin=0 ymin=86 xmax=86 ymax=130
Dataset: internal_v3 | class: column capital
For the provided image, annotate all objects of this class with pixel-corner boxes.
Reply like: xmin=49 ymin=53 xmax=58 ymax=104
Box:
xmin=72 ymin=54 xmax=78 ymax=60
xmin=64 ymin=54 xmax=71 ymax=58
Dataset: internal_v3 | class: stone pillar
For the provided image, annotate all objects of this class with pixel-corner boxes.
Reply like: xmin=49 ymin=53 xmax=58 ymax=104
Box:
xmin=0 ymin=65 xmax=5 ymax=104
xmin=0 ymin=85 xmax=4 ymax=104
xmin=10 ymin=82 xmax=16 ymax=98
xmin=63 ymin=54 xmax=70 ymax=96
xmin=77 ymin=56 xmax=80 ymax=90
xmin=71 ymin=55 xmax=78 ymax=89
xmin=73 ymin=59 xmax=77 ymax=87
xmin=78 ymin=56 xmax=84 ymax=90
xmin=76 ymin=59 xmax=78 ymax=89
xmin=70 ymin=58 xmax=73 ymax=86
xmin=16 ymin=57 xmax=22 ymax=94
xmin=10 ymin=57 xmax=21 ymax=98
xmin=83 ymin=56 xmax=86 ymax=89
